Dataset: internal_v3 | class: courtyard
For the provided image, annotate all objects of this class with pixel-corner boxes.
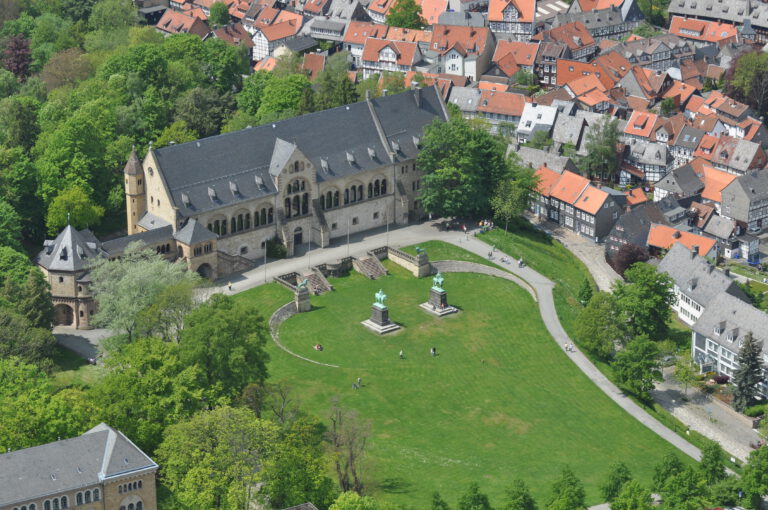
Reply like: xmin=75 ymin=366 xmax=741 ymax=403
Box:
xmin=236 ymin=242 xmax=691 ymax=507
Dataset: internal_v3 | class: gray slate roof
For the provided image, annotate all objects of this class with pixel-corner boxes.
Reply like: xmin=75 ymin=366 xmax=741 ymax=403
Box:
xmin=151 ymin=88 xmax=446 ymax=217
xmin=721 ymin=170 xmax=768 ymax=223
xmin=101 ymin=225 xmax=174 ymax=255
xmin=137 ymin=211 xmax=171 ymax=230
xmin=703 ymin=215 xmax=736 ymax=240
xmin=673 ymin=125 xmax=705 ymax=150
xmin=692 ymin=292 xmax=768 ymax=350
xmin=552 ymin=115 xmax=586 ymax=147
xmin=174 ymin=218 xmax=218 ymax=245
xmin=438 ymin=10 xmax=485 ymax=26
xmin=0 ymin=423 xmax=157 ymax=506
xmin=658 ymin=242 xmax=748 ymax=308
xmin=514 ymin=146 xmax=576 ymax=173
xmin=669 ymin=0 xmax=768 ymax=30
xmin=655 ymin=163 xmax=704 ymax=196
xmin=35 ymin=225 xmax=105 ymax=273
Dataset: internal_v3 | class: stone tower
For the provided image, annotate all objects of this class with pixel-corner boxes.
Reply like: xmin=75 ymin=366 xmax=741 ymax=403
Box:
xmin=124 ymin=148 xmax=146 ymax=235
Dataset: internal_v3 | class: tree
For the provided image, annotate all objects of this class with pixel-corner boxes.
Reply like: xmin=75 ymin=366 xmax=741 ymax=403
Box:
xmin=156 ymin=406 xmax=279 ymax=509
xmin=726 ymin=52 xmax=768 ymax=117
xmin=433 ymin=492 xmax=453 ymax=510
xmin=315 ymin=52 xmax=358 ymax=110
xmin=45 ymin=185 xmax=105 ymax=235
xmin=0 ymin=68 xmax=19 ymax=98
xmin=153 ymin=119 xmax=198 ymax=148
xmin=458 ymin=482 xmax=493 ymax=510
xmin=0 ymin=199 xmax=22 ymax=251
xmin=674 ymin=353 xmax=697 ymax=396
xmin=327 ymin=401 xmax=370 ymax=494
xmin=237 ymin=70 xmax=274 ymax=115
xmin=272 ymin=51 xmax=305 ymax=77
xmin=661 ymin=467 xmax=708 ymax=510
xmin=260 ymin=417 xmax=338 ymax=510
xmin=1 ymin=266 xmax=54 ymax=329
xmin=610 ymin=481 xmax=653 ymax=510
xmin=3 ymin=35 xmax=31 ymax=79
xmin=525 ymin=130 xmax=553 ymax=149
xmin=612 ymin=263 xmax=674 ymax=342
xmin=491 ymin=163 xmax=539 ymax=232
xmin=386 ymin=0 xmax=425 ymax=28
xmin=545 ymin=467 xmax=585 ymax=510
xmin=0 ymin=309 xmax=56 ymax=369
xmin=40 ymin=48 xmax=92 ymax=91
xmin=179 ymin=293 xmax=270 ymax=399
xmin=578 ymin=116 xmax=619 ymax=180
xmin=601 ymin=462 xmax=632 ymax=502
xmin=574 ymin=292 xmax=622 ymax=359
xmin=577 ymin=278 xmax=593 ymax=306
xmin=381 ymin=71 xmax=406 ymax=95
xmin=652 ymin=452 xmax=684 ymax=491
xmin=699 ymin=440 xmax=726 ymax=485
xmin=608 ymin=244 xmax=649 ymax=277
xmin=732 ymin=331 xmax=764 ymax=412
xmin=0 ymin=146 xmax=42 ymax=239
xmin=502 ymin=479 xmax=536 ymax=510
xmin=257 ymin=74 xmax=313 ymax=121
xmin=741 ymin=446 xmax=768 ymax=509
xmin=89 ymin=243 xmax=199 ymax=342
xmin=418 ymin=115 xmax=509 ymax=218
xmin=136 ymin=279 xmax=197 ymax=343
xmin=208 ymin=1 xmax=231 ymax=26
xmin=90 ymin=337 xmax=207 ymax=453
xmin=88 ymin=0 xmax=139 ymax=31
xmin=0 ymin=94 xmax=40 ymax=150
xmin=659 ymin=97 xmax=676 ymax=117
xmin=329 ymin=492 xmax=380 ymax=510
xmin=174 ymin=86 xmax=235 ymax=138
xmin=613 ymin=335 xmax=662 ymax=400
xmin=737 ymin=280 xmax=764 ymax=310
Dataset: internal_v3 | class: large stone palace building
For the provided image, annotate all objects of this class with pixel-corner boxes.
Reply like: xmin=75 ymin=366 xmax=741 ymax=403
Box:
xmin=37 ymin=87 xmax=447 ymax=327
xmin=0 ymin=423 xmax=158 ymax=510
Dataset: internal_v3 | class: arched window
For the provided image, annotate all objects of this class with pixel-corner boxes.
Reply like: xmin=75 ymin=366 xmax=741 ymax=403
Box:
xmin=302 ymin=193 xmax=309 ymax=215
xmin=212 ymin=220 xmax=220 ymax=235
xmin=119 ymin=485 xmax=122 ymax=494
xmin=230 ymin=217 xmax=236 ymax=233
xmin=137 ymin=502 xmax=143 ymax=510
xmin=284 ymin=198 xmax=291 ymax=218
xmin=77 ymin=493 xmax=83 ymax=506
xmin=128 ymin=505 xmax=134 ymax=510
xmin=326 ymin=191 xmax=333 ymax=209
xmin=85 ymin=491 xmax=91 ymax=504
xmin=44 ymin=502 xmax=51 ymax=510
xmin=358 ymin=185 xmax=363 ymax=200
xmin=120 ymin=507 xmax=125 ymax=510
xmin=292 ymin=195 xmax=300 ymax=216
xmin=133 ymin=482 xmax=138 ymax=490
xmin=268 ymin=208 xmax=274 ymax=223
xmin=237 ymin=214 xmax=243 ymax=231
xmin=300 ymin=161 xmax=305 ymax=172
xmin=374 ymin=180 xmax=380 ymax=196
xmin=220 ymin=220 xmax=227 ymax=236
xmin=260 ymin=208 xmax=267 ymax=225
xmin=368 ymin=183 xmax=373 ymax=198
xmin=351 ymin=186 xmax=357 ymax=202
xmin=60 ymin=496 xmax=67 ymax=509
xmin=320 ymin=194 xmax=326 ymax=209
xmin=381 ymin=179 xmax=387 ymax=194
xmin=344 ymin=189 xmax=349 ymax=204
xmin=137 ymin=482 xmax=141 ymax=489
xmin=294 ymin=161 xmax=299 ymax=172
xmin=292 ymin=181 xmax=300 ymax=193
xmin=52 ymin=499 xmax=59 ymax=510
xmin=29 ymin=505 xmax=35 ymax=510
xmin=333 ymin=191 xmax=339 ymax=207
xmin=300 ymin=180 xmax=305 ymax=190
xmin=94 ymin=488 xmax=100 ymax=501
xmin=207 ymin=223 xmax=213 ymax=232
xmin=286 ymin=185 xmax=291 ymax=195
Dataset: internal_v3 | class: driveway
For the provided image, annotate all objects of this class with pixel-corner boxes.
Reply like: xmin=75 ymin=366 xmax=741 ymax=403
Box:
xmin=53 ymin=326 xmax=112 ymax=359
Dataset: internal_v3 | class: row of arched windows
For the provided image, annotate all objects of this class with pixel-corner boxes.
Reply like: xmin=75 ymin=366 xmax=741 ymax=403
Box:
xmin=155 ymin=243 xmax=171 ymax=254
xmin=285 ymin=193 xmax=309 ymax=218
xmin=13 ymin=504 xmax=35 ymax=510
xmin=286 ymin=179 xmax=306 ymax=195
xmin=43 ymin=496 xmax=67 ymax=510
xmin=119 ymin=480 xmax=142 ymax=493
xmin=119 ymin=502 xmax=143 ymax=510
xmin=75 ymin=489 xmax=100 ymax=505
xmin=320 ymin=179 xmax=388 ymax=210
xmin=208 ymin=207 xmax=274 ymax=237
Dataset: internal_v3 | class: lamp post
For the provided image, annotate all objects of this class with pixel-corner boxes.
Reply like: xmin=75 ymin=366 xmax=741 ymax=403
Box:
xmin=346 ymin=217 xmax=350 ymax=257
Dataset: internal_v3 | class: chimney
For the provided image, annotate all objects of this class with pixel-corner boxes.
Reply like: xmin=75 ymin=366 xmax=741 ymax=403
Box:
xmin=414 ymin=86 xmax=421 ymax=107
xmin=690 ymin=245 xmax=698 ymax=257
xmin=673 ymin=230 xmax=681 ymax=239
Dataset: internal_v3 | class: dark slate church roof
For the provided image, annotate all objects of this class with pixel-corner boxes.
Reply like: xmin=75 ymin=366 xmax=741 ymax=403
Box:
xmin=174 ymin=219 xmax=217 ymax=245
xmin=151 ymin=87 xmax=447 ymax=217
xmin=35 ymin=225 xmax=105 ymax=273
xmin=0 ymin=423 xmax=157 ymax=507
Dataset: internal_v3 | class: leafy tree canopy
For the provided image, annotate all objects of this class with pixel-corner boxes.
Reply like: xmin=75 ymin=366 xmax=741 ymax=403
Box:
xmin=45 ymin=185 xmax=105 ymax=235
xmin=386 ymin=0 xmax=425 ymax=28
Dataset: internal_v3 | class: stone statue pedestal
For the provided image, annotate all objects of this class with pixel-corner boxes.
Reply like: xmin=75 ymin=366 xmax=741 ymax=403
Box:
xmin=420 ymin=287 xmax=457 ymax=317
xmin=361 ymin=303 xmax=401 ymax=335
xmin=295 ymin=286 xmax=311 ymax=312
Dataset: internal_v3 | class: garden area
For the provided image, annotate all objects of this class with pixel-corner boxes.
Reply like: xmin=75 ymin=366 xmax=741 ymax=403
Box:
xmin=236 ymin=250 xmax=690 ymax=507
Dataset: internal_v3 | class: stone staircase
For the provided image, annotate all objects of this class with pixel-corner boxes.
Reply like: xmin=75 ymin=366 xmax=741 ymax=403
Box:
xmin=353 ymin=256 xmax=388 ymax=280
xmin=303 ymin=269 xmax=333 ymax=294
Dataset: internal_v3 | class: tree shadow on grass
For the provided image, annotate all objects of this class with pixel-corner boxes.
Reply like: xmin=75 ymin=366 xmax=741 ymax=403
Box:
xmin=377 ymin=477 xmax=413 ymax=494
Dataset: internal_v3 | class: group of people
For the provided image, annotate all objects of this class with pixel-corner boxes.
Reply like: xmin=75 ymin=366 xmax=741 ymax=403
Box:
xmin=398 ymin=347 xmax=439 ymax=359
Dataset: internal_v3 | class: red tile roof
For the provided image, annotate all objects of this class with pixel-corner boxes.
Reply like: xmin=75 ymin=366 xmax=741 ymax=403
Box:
xmin=574 ymin=185 xmax=609 ymax=215
xmin=302 ymin=53 xmax=325 ymax=80
xmin=624 ymin=187 xmax=648 ymax=205
xmin=211 ymin=22 xmax=254 ymax=47
xmin=535 ymin=164 xmax=562 ymax=196
xmin=344 ymin=21 xmax=388 ymax=45
xmin=430 ymin=25 xmax=490 ymax=56
xmin=417 ymin=0 xmax=448 ymax=25
xmin=546 ymin=22 xmax=595 ymax=51
xmin=489 ymin=0 xmax=535 ymax=23
xmin=368 ymin=0 xmax=396 ymax=15
xmin=362 ymin=38 xmax=420 ymax=66
xmin=493 ymin=40 xmax=538 ymax=68
xmin=575 ymin=0 xmax=621 ymax=12
xmin=690 ymin=158 xmax=737 ymax=203
xmin=477 ymin=90 xmax=528 ymax=117
xmin=647 ymin=224 xmax=716 ymax=256
xmin=386 ymin=26 xmax=432 ymax=42
xmin=156 ymin=9 xmax=210 ymax=37
xmin=550 ymin=170 xmax=591 ymax=204
xmin=668 ymin=16 xmax=738 ymax=44
xmin=624 ymin=110 xmax=658 ymax=139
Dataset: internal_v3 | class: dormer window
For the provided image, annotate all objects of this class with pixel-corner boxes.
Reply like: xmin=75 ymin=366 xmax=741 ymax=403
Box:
xmin=714 ymin=322 xmax=724 ymax=335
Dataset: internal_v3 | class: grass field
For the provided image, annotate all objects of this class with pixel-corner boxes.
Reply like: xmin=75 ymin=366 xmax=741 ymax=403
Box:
xmin=237 ymin=258 xmax=688 ymax=507
xmin=51 ymin=345 xmax=101 ymax=389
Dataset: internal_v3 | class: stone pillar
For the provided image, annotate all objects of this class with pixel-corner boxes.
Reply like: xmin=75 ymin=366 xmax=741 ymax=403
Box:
xmin=428 ymin=287 xmax=448 ymax=308
xmin=416 ymin=251 xmax=431 ymax=278
xmin=370 ymin=303 xmax=390 ymax=326
xmin=295 ymin=285 xmax=311 ymax=312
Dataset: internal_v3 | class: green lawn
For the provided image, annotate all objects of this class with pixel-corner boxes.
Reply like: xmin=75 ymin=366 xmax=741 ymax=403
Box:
xmin=400 ymin=240 xmax=497 ymax=268
xmin=237 ymin=259 xmax=687 ymax=507
xmin=51 ymin=345 xmax=102 ymax=389
xmin=477 ymin=219 xmax=594 ymax=336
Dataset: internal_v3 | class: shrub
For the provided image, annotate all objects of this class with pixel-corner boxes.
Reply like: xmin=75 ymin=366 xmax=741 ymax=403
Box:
xmin=744 ymin=405 xmax=765 ymax=417
xmin=714 ymin=374 xmax=730 ymax=384
xmin=266 ymin=236 xmax=287 ymax=259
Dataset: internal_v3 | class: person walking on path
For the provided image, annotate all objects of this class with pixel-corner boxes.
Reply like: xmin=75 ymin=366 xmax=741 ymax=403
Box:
xmin=399 ymin=350 xmax=404 ymax=359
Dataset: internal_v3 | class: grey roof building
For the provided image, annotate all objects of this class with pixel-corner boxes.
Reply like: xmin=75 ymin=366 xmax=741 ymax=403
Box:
xmin=654 ymin=162 xmax=704 ymax=201
xmin=438 ymin=10 xmax=485 ymax=26
xmin=447 ymin=86 xmax=482 ymax=118
xmin=605 ymin=201 xmax=669 ymax=258
xmin=551 ymin=6 xmax=637 ymax=41
xmin=692 ymin=292 xmax=768 ymax=396
xmin=658 ymin=242 xmax=748 ymax=324
xmin=514 ymin=146 xmax=580 ymax=173
xmin=0 ymin=423 xmax=158 ymax=510
xmin=668 ymin=0 xmax=768 ymax=43
xmin=721 ymin=169 xmax=768 ymax=228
